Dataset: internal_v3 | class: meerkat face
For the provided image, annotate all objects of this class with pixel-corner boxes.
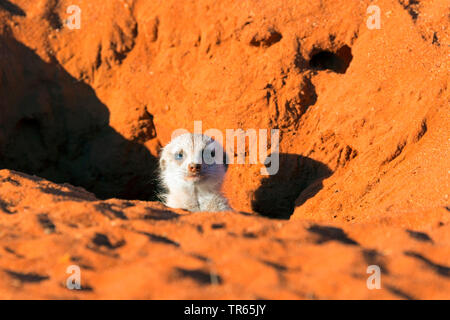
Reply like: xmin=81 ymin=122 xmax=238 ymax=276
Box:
xmin=159 ymin=133 xmax=227 ymax=186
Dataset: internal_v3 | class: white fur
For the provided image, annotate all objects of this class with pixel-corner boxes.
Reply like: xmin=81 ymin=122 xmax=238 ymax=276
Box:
xmin=159 ymin=133 xmax=230 ymax=212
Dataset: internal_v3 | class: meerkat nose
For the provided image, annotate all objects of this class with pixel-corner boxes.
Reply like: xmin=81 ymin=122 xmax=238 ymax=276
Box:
xmin=188 ymin=163 xmax=201 ymax=173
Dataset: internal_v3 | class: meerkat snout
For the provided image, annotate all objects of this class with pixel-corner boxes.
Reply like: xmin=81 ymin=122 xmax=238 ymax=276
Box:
xmin=158 ymin=133 xmax=231 ymax=212
xmin=188 ymin=163 xmax=201 ymax=174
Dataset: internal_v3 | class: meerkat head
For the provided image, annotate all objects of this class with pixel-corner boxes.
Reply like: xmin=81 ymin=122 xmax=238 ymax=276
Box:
xmin=159 ymin=133 xmax=227 ymax=188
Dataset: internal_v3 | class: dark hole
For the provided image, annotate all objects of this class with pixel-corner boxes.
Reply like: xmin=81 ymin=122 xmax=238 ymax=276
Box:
xmin=309 ymin=45 xmax=353 ymax=74
xmin=250 ymin=29 xmax=282 ymax=47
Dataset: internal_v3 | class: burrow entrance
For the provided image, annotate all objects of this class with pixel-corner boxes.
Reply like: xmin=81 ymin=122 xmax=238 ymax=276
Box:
xmin=309 ymin=45 xmax=353 ymax=74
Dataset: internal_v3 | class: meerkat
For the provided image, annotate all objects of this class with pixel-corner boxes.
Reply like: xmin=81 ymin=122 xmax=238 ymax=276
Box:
xmin=158 ymin=133 xmax=231 ymax=212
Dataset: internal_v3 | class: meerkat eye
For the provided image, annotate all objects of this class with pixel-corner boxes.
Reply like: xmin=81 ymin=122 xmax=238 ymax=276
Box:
xmin=174 ymin=151 xmax=184 ymax=160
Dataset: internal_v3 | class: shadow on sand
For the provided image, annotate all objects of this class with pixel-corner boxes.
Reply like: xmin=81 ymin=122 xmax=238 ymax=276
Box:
xmin=0 ymin=32 xmax=159 ymax=200
xmin=251 ymin=153 xmax=332 ymax=219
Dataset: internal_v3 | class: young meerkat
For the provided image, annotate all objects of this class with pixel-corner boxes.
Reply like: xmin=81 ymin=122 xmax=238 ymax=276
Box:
xmin=158 ymin=133 xmax=231 ymax=212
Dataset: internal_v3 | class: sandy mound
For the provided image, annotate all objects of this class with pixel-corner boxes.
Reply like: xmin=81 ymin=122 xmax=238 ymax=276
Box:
xmin=0 ymin=0 xmax=448 ymax=299
xmin=0 ymin=169 xmax=449 ymax=299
